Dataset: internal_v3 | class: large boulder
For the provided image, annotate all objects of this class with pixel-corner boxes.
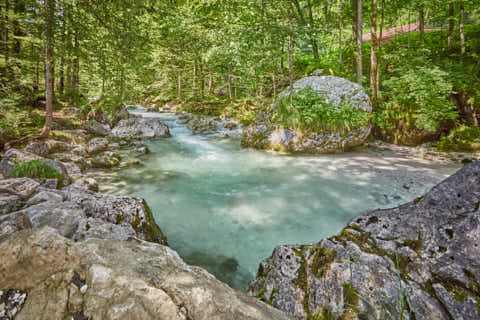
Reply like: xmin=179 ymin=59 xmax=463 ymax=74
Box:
xmin=0 ymin=228 xmax=290 ymax=320
xmin=84 ymin=119 xmax=110 ymax=137
xmin=0 ymin=178 xmax=167 ymax=245
xmin=248 ymin=161 xmax=480 ymax=320
xmin=243 ymin=76 xmax=372 ymax=154
xmin=111 ymin=117 xmax=171 ymax=139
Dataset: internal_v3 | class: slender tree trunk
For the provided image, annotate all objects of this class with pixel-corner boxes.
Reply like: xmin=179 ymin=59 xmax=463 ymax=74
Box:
xmin=356 ymin=0 xmax=362 ymax=84
xmin=377 ymin=0 xmax=384 ymax=94
xmin=272 ymin=73 xmax=276 ymax=97
xmin=200 ymin=62 xmax=204 ymax=97
xmin=42 ymin=0 xmax=54 ymax=137
xmin=460 ymin=0 xmax=465 ymax=54
xmin=351 ymin=0 xmax=358 ymax=45
xmin=289 ymin=1 xmax=294 ymax=105
xmin=4 ymin=0 xmax=8 ymax=65
xmin=228 ymin=64 xmax=233 ymax=103
xmin=370 ymin=0 xmax=378 ymax=106
xmin=208 ymin=70 xmax=214 ymax=95
xmin=177 ymin=72 xmax=182 ymax=102
xmin=448 ymin=2 xmax=454 ymax=48
xmin=419 ymin=2 xmax=425 ymax=44
xmin=305 ymin=0 xmax=319 ymax=61
xmin=73 ymin=29 xmax=79 ymax=89
xmin=193 ymin=60 xmax=197 ymax=97
xmin=13 ymin=0 xmax=22 ymax=55
xmin=339 ymin=0 xmax=343 ymax=67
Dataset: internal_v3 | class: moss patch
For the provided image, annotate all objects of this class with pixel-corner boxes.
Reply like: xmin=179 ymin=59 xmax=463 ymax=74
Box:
xmin=8 ymin=160 xmax=64 ymax=187
xmin=310 ymin=246 xmax=338 ymax=278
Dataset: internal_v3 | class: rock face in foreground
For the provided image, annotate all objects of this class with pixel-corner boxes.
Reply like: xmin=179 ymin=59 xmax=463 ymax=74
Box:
xmin=0 ymin=228 xmax=291 ymax=320
xmin=242 ymin=76 xmax=372 ymax=154
xmin=0 ymin=178 xmax=167 ymax=245
xmin=248 ymin=161 xmax=480 ymax=320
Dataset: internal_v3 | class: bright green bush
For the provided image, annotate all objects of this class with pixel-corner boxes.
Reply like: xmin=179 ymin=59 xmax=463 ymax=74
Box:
xmin=275 ymin=87 xmax=369 ymax=133
xmin=436 ymin=126 xmax=480 ymax=152
xmin=8 ymin=160 xmax=64 ymax=186
xmin=377 ymin=64 xmax=458 ymax=132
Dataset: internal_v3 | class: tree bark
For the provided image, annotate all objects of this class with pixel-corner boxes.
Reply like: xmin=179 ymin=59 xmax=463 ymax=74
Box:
xmin=42 ymin=0 xmax=55 ymax=137
xmin=289 ymin=1 xmax=294 ymax=105
xmin=419 ymin=2 xmax=425 ymax=44
xmin=177 ymin=72 xmax=182 ymax=102
xmin=356 ymin=0 xmax=362 ymax=84
xmin=73 ymin=29 xmax=79 ymax=89
xmin=13 ymin=0 xmax=23 ymax=55
xmin=351 ymin=0 xmax=357 ymax=45
xmin=292 ymin=0 xmax=319 ymax=61
xmin=228 ymin=64 xmax=233 ymax=103
xmin=193 ymin=60 xmax=197 ymax=97
xmin=208 ymin=69 xmax=214 ymax=95
xmin=460 ymin=0 xmax=465 ymax=54
xmin=370 ymin=0 xmax=378 ymax=106
xmin=448 ymin=2 xmax=454 ymax=48
xmin=376 ymin=0 xmax=384 ymax=94
xmin=4 ymin=0 xmax=8 ymax=65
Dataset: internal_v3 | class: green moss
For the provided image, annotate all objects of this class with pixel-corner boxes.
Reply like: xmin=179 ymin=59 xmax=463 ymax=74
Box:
xmin=116 ymin=214 xmax=126 ymax=224
xmin=127 ymin=201 xmax=168 ymax=245
xmin=3 ymin=201 xmax=26 ymax=214
xmin=257 ymin=288 xmax=268 ymax=303
xmin=8 ymin=160 xmax=64 ymax=187
xmin=292 ymin=245 xmax=310 ymax=315
xmin=342 ymin=282 xmax=359 ymax=308
xmin=402 ymin=237 xmax=423 ymax=253
xmin=310 ymin=246 xmax=338 ymax=278
xmin=269 ymin=287 xmax=278 ymax=305
xmin=308 ymin=307 xmax=335 ymax=320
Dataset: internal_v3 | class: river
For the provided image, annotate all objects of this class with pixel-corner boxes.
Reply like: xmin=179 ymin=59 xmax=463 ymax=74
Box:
xmin=92 ymin=109 xmax=460 ymax=290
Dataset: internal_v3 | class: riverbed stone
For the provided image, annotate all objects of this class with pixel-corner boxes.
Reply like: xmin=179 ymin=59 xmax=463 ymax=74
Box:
xmin=248 ymin=161 xmax=480 ymax=320
xmin=243 ymin=76 xmax=372 ymax=154
xmin=86 ymin=137 xmax=109 ymax=155
xmin=84 ymin=119 xmax=110 ymax=137
xmin=111 ymin=117 xmax=171 ymax=139
xmin=0 ymin=228 xmax=290 ymax=320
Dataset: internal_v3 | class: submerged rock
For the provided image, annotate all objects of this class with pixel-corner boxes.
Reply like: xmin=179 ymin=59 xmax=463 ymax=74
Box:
xmin=0 ymin=228 xmax=290 ymax=320
xmin=243 ymin=76 xmax=372 ymax=154
xmin=111 ymin=117 xmax=170 ymax=139
xmin=248 ymin=161 xmax=480 ymax=320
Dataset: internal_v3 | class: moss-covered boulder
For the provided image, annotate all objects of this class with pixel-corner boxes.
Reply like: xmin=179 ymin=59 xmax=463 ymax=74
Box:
xmin=242 ymin=76 xmax=372 ymax=154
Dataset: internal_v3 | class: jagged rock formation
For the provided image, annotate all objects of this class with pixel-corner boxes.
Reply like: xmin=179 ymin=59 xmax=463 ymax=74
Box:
xmin=248 ymin=161 xmax=480 ymax=320
xmin=0 ymin=178 xmax=167 ymax=245
xmin=111 ymin=117 xmax=171 ymax=139
xmin=242 ymin=76 xmax=372 ymax=154
xmin=0 ymin=227 xmax=290 ymax=320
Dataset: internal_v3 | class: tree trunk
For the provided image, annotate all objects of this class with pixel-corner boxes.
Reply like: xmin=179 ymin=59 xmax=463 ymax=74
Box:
xmin=305 ymin=0 xmax=319 ymax=61
xmin=208 ymin=70 xmax=214 ymax=95
xmin=177 ymin=72 xmax=182 ymax=102
xmin=13 ymin=0 xmax=23 ymax=55
xmin=370 ymin=0 xmax=378 ymax=106
xmin=351 ymin=0 xmax=357 ymax=45
xmin=289 ymin=1 xmax=294 ymax=105
xmin=200 ymin=62 xmax=204 ymax=97
xmin=42 ymin=0 xmax=54 ymax=137
xmin=228 ymin=64 xmax=233 ymax=103
xmin=73 ymin=29 xmax=79 ymax=89
xmin=419 ymin=2 xmax=425 ymax=44
xmin=376 ymin=0 xmax=384 ymax=94
xmin=460 ymin=0 xmax=465 ymax=54
xmin=448 ymin=2 xmax=454 ymax=48
xmin=4 ymin=0 xmax=8 ymax=65
xmin=193 ymin=60 xmax=197 ymax=97
xmin=356 ymin=0 xmax=362 ymax=84
xmin=339 ymin=0 xmax=342 ymax=67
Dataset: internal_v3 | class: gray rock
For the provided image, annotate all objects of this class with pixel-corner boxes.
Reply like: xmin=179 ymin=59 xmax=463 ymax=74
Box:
xmin=0 ymin=289 xmax=27 ymax=319
xmin=86 ymin=137 xmax=109 ymax=155
xmin=248 ymin=161 xmax=480 ymax=320
xmin=0 ymin=228 xmax=290 ymax=320
xmin=243 ymin=76 xmax=372 ymax=154
xmin=62 ymin=185 xmax=167 ymax=245
xmin=23 ymin=139 xmax=72 ymax=157
xmin=111 ymin=118 xmax=170 ymax=139
xmin=84 ymin=120 xmax=110 ymax=137
xmin=90 ymin=151 xmax=121 ymax=169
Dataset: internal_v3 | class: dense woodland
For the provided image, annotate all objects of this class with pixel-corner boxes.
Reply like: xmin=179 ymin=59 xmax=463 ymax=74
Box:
xmin=0 ymin=0 xmax=479 ymax=151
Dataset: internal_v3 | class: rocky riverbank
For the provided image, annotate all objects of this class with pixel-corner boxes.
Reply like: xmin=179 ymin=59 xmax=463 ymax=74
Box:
xmin=0 ymin=108 xmax=291 ymax=320
xmin=248 ymin=161 xmax=480 ymax=320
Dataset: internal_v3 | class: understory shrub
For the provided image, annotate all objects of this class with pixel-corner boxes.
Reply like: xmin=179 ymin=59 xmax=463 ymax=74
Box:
xmin=436 ymin=126 xmax=480 ymax=152
xmin=8 ymin=160 xmax=64 ymax=186
xmin=275 ymin=87 xmax=369 ymax=133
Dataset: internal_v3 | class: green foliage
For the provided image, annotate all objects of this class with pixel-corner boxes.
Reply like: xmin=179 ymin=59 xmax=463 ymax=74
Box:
xmin=275 ymin=87 xmax=369 ymax=133
xmin=436 ymin=125 xmax=480 ymax=152
xmin=8 ymin=160 xmax=64 ymax=186
xmin=376 ymin=64 xmax=458 ymax=133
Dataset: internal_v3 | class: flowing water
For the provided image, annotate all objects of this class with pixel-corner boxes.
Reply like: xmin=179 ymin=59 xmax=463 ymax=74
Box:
xmin=95 ymin=109 xmax=460 ymax=290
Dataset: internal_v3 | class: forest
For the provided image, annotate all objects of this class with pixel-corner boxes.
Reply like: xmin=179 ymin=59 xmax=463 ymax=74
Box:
xmin=0 ymin=0 xmax=479 ymax=150
xmin=1 ymin=1 xmax=480 ymax=320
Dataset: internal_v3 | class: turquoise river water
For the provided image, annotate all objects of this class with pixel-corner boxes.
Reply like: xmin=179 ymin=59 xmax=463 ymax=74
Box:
xmin=95 ymin=110 xmax=460 ymax=290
